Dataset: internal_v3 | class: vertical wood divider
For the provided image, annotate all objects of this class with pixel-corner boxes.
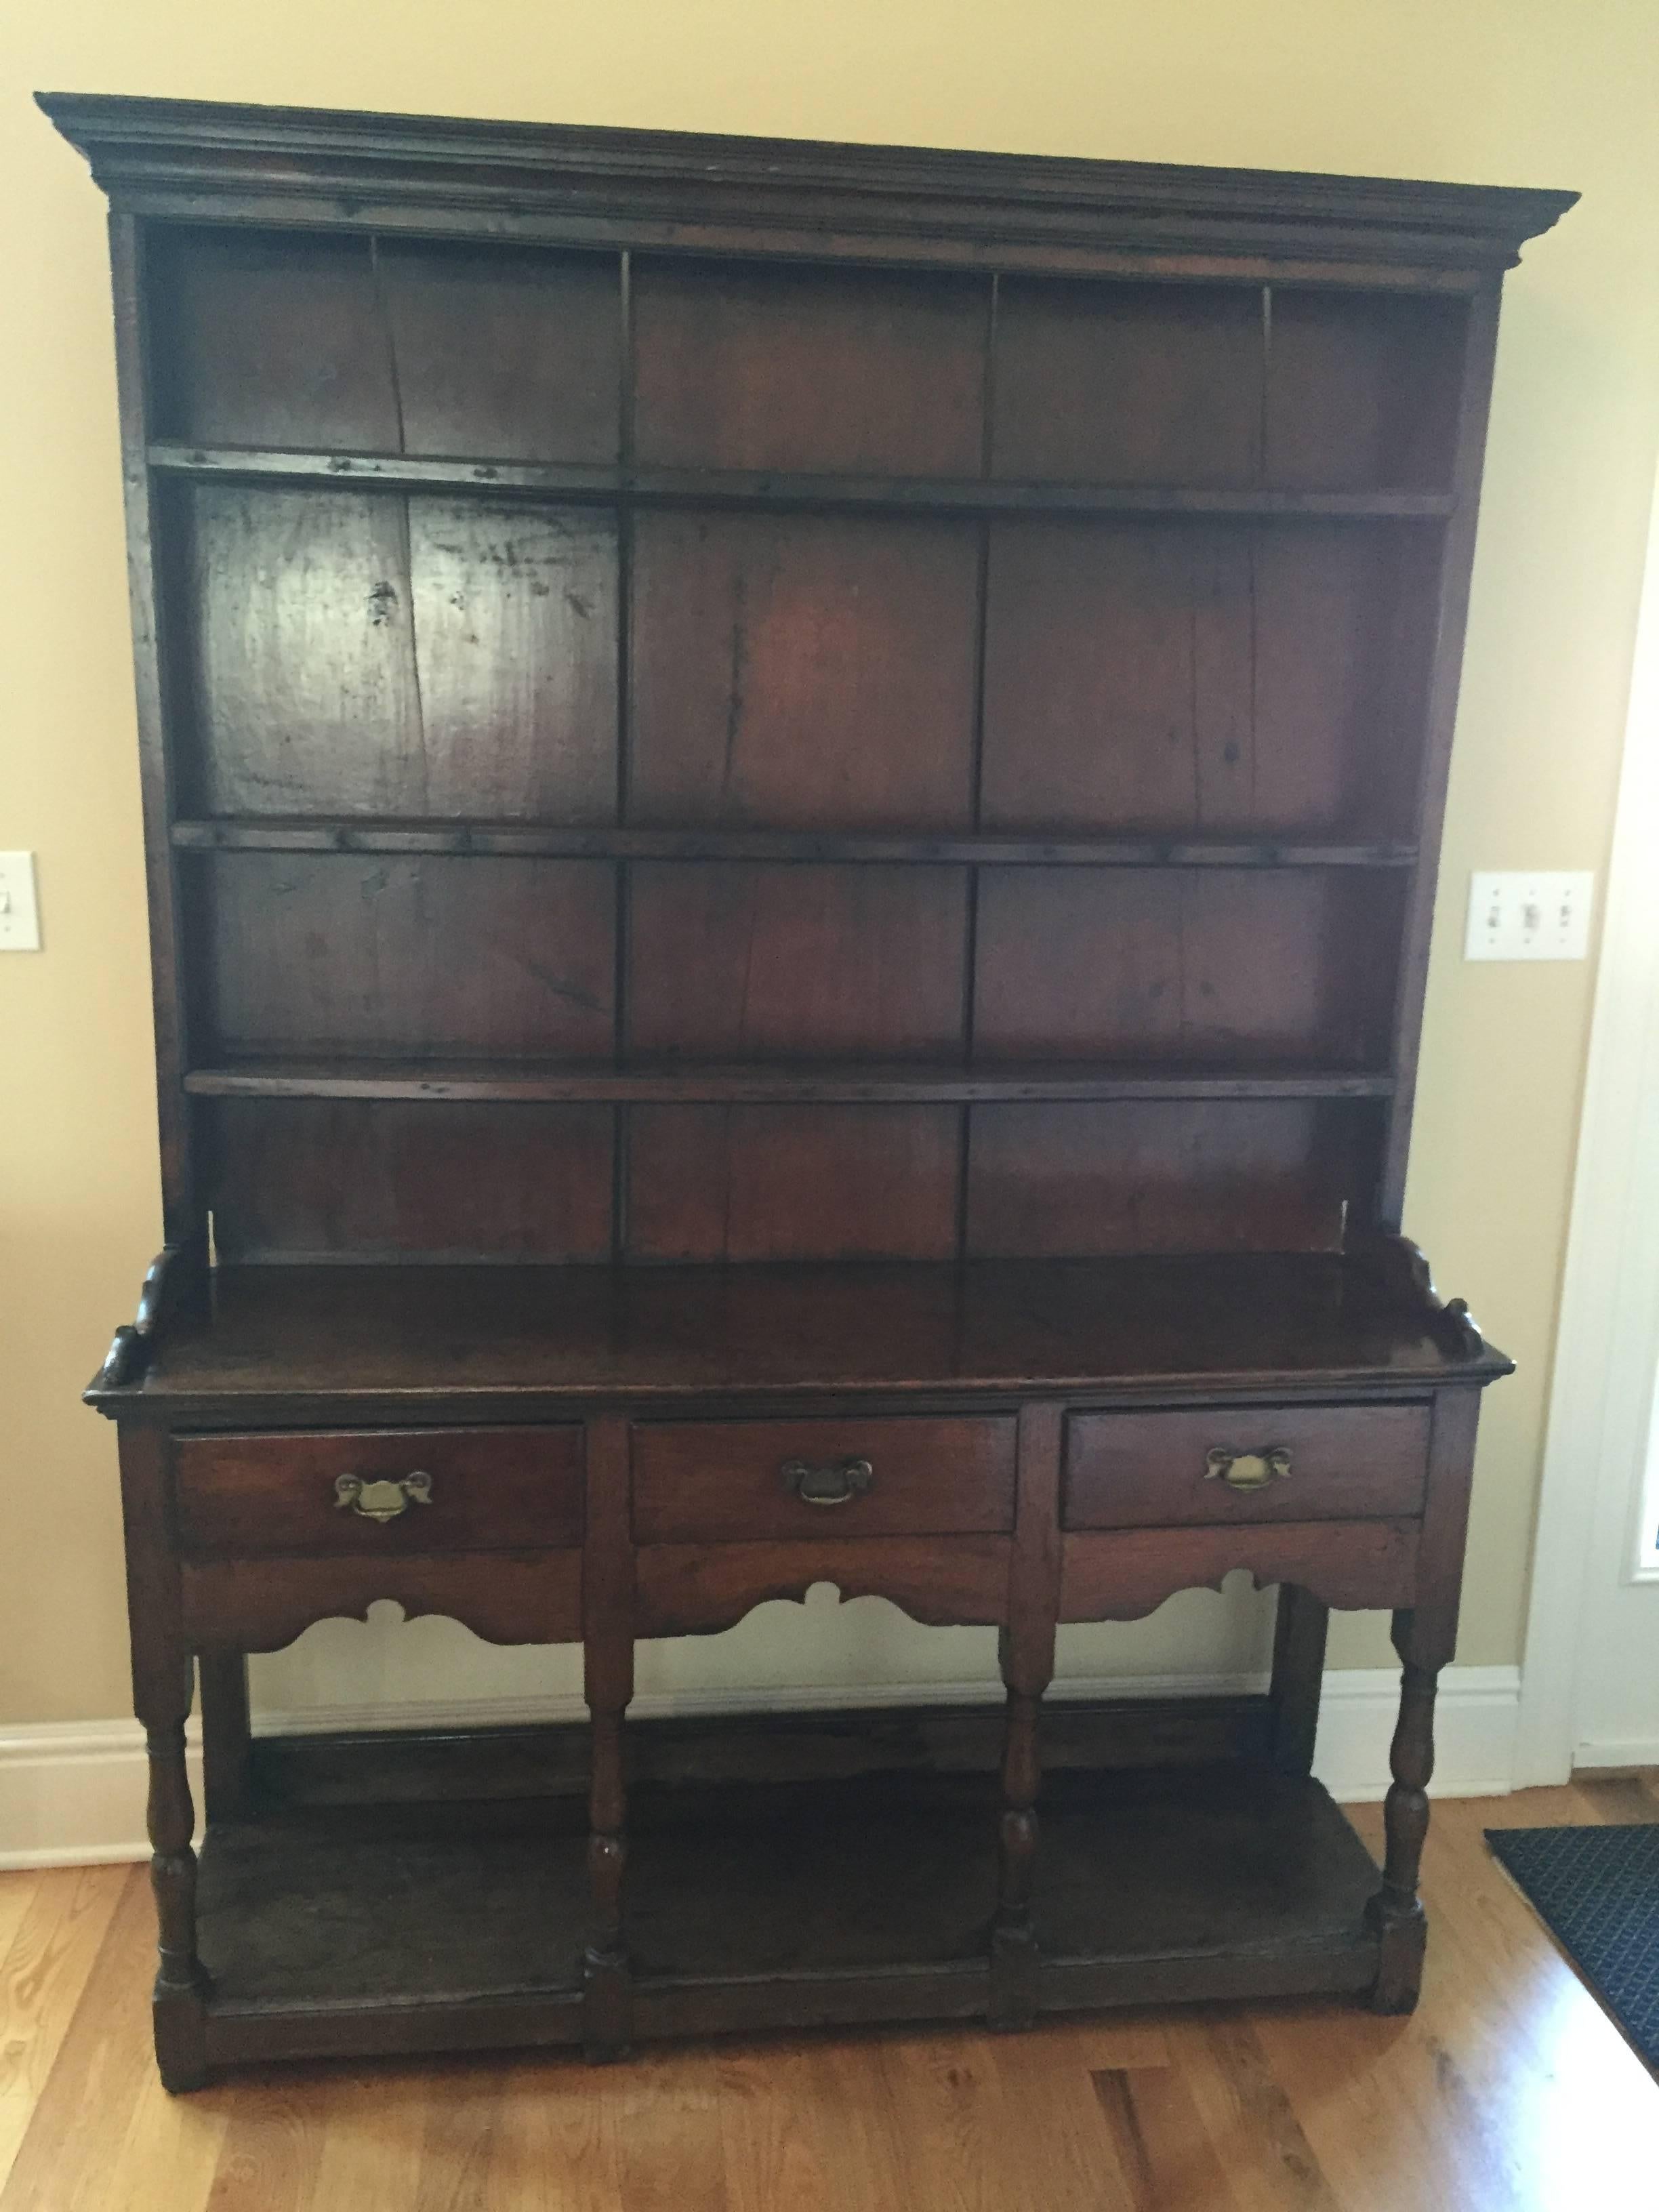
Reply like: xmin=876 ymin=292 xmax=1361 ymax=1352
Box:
xmin=1267 ymin=1586 xmax=1330 ymax=1776
xmin=991 ymin=1397 xmax=1064 ymax=2027
xmin=1378 ymin=281 xmax=1502 ymax=1223
xmin=613 ymin=248 xmax=634 ymax=1263
xmin=198 ymin=1650 xmax=254 ymax=1822
xmin=109 ymin=212 xmax=199 ymax=1240
xmin=582 ymin=1413 xmax=636 ymax=2058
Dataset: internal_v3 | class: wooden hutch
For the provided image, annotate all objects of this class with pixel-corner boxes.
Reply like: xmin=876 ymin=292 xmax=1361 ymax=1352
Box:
xmin=41 ymin=90 xmax=1570 ymax=2089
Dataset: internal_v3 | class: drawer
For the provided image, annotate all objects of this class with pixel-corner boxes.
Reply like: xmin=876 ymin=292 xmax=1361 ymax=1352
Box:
xmin=631 ymin=1417 xmax=1017 ymax=1543
xmin=1063 ymin=1404 xmax=1430 ymax=1530
xmin=172 ymin=1427 xmax=585 ymax=1558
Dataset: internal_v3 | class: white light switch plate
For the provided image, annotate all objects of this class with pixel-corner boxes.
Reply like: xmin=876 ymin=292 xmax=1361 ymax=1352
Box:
xmin=1465 ymin=869 xmax=1593 ymax=961
xmin=0 ymin=852 xmax=41 ymax=951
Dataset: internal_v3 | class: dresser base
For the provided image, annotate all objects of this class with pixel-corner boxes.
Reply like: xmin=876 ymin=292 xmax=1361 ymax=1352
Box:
xmin=188 ymin=1744 xmax=1385 ymax=2080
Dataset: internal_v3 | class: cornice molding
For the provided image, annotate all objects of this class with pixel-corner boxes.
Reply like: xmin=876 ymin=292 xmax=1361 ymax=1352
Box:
xmin=37 ymin=93 xmax=1576 ymax=276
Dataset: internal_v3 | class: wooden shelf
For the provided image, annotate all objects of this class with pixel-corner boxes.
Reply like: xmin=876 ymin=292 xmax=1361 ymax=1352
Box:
xmin=148 ymin=442 xmax=1456 ymax=520
xmin=183 ymin=1059 xmax=1397 ymax=1105
xmin=192 ymin=1760 xmax=1380 ymax=2067
xmin=171 ymin=820 xmax=1419 ymax=869
xmin=100 ymin=1253 xmax=1511 ymax=1417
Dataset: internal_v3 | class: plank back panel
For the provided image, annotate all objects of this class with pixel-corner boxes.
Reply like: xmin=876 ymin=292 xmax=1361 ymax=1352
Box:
xmin=171 ymin=486 xmax=618 ymax=820
xmin=980 ymin=519 xmax=1429 ymax=837
xmin=149 ymin=226 xmax=621 ymax=460
xmin=199 ymin=855 xmax=615 ymax=1058
xmin=992 ymin=279 xmax=1263 ymax=485
xmin=627 ymin=1104 xmax=961 ymax=1261
xmin=1265 ymin=290 xmax=1467 ymax=491
xmin=973 ymin=868 xmax=1403 ymax=1067
xmin=964 ymin=1100 xmax=1377 ymax=1256
xmin=633 ymin=256 xmax=987 ymax=474
xmin=207 ymin=1098 xmax=615 ymax=1262
xmin=628 ymin=512 xmax=980 ymax=830
xmin=628 ymin=863 xmax=968 ymax=1060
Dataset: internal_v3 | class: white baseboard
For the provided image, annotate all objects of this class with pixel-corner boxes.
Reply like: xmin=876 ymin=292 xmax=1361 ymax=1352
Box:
xmin=0 ymin=1664 xmax=1521 ymax=1870
xmin=1570 ymin=1733 xmax=1659 ymax=1771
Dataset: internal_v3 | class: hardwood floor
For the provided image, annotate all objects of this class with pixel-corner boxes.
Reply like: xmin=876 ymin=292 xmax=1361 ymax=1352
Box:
xmin=0 ymin=1780 xmax=1654 ymax=2211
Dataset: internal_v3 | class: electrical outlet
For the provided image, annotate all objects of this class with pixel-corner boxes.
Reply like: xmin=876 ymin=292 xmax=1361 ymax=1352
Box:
xmin=0 ymin=852 xmax=41 ymax=951
xmin=1465 ymin=870 xmax=1593 ymax=962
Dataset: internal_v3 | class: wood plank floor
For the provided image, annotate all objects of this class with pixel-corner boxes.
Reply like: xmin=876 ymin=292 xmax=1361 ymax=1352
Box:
xmin=0 ymin=1779 xmax=1654 ymax=2211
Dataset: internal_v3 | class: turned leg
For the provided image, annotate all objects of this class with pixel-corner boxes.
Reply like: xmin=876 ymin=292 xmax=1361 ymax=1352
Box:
xmin=1367 ymin=1608 xmax=1438 ymax=2012
xmin=119 ymin=1429 xmax=210 ymax=2092
xmin=198 ymin=1650 xmax=253 ymax=1822
xmin=991 ymin=1641 xmax=1045 ymax=2027
xmin=583 ymin=1416 xmax=634 ymax=2061
xmin=991 ymin=1404 xmax=1063 ymax=2030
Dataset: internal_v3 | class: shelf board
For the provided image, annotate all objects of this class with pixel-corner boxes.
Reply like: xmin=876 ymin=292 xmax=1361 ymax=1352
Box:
xmin=183 ymin=1059 xmax=1397 ymax=1105
xmin=148 ymin=443 xmax=1456 ymax=521
xmin=171 ymin=820 xmax=1419 ymax=869
xmin=193 ymin=1763 xmax=1382 ymax=2068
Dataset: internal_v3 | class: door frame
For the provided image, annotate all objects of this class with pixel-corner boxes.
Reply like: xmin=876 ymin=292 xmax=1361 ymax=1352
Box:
xmin=1515 ymin=449 xmax=1659 ymax=1784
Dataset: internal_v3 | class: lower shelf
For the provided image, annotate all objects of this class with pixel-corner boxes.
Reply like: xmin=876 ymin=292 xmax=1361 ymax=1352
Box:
xmin=194 ymin=1762 xmax=1385 ymax=2069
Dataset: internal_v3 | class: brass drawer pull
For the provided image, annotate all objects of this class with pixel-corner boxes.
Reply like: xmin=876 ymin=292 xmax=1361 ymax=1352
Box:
xmin=1204 ymin=1447 xmax=1291 ymax=1494
xmin=334 ymin=1471 xmax=433 ymax=1523
xmin=781 ymin=1456 xmax=875 ymax=1507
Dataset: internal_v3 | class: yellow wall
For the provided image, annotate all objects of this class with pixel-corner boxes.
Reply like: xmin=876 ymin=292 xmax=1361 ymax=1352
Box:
xmin=3 ymin=1 xmax=1656 ymax=1725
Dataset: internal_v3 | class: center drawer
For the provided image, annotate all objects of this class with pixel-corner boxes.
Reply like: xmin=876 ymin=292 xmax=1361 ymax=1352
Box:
xmin=172 ymin=1427 xmax=586 ymax=1557
xmin=1063 ymin=1403 xmax=1431 ymax=1529
xmin=630 ymin=1417 xmax=1017 ymax=1543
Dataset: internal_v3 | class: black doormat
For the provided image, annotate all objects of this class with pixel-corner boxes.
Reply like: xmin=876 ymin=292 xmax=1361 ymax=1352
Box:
xmin=1486 ymin=1824 xmax=1659 ymax=2066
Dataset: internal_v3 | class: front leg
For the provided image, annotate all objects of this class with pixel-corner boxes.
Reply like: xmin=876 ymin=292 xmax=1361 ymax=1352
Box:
xmin=120 ymin=1428 xmax=210 ymax=2090
xmin=1366 ymin=1608 xmax=1437 ymax=2012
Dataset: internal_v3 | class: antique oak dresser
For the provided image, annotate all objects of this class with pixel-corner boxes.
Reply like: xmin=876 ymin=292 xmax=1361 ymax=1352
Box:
xmin=41 ymin=91 xmax=1572 ymax=2089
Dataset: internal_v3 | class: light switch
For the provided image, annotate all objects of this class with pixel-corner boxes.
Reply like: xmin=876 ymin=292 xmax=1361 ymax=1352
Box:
xmin=1465 ymin=870 xmax=1593 ymax=962
xmin=0 ymin=852 xmax=41 ymax=951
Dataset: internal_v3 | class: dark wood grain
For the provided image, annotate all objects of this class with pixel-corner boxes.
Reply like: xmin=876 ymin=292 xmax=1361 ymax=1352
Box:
xmin=176 ymin=487 xmax=618 ymax=820
xmin=171 ymin=818 xmax=1420 ymax=867
xmin=629 ymin=512 xmax=979 ymax=830
xmin=1061 ymin=1402 xmax=1431 ymax=1528
xmin=148 ymin=227 xmax=621 ymax=461
xmin=148 ymin=442 xmax=1457 ymax=516
xmin=52 ymin=94 xmax=1541 ymax=2085
xmin=1265 ymin=288 xmax=1467 ymax=491
xmin=627 ymin=863 xmax=968 ymax=1060
xmin=991 ymin=1401 xmax=1065 ymax=2027
xmin=94 ymin=1252 xmax=1512 ymax=1414
xmin=171 ymin=1425 xmax=585 ymax=1557
xmin=199 ymin=853 xmax=615 ymax=1058
xmin=117 ymin=1428 xmax=209 ymax=2091
xmin=993 ymin=278 xmax=1263 ymax=485
xmin=205 ymin=1097 xmax=616 ymax=1263
xmin=981 ymin=520 xmax=1427 ymax=838
xmin=626 ymin=1103 xmax=962 ymax=1261
xmin=633 ymin=256 xmax=987 ymax=474
xmin=1060 ymin=1519 xmax=1420 ymax=1622
xmin=180 ymin=1550 xmax=583 ymax=1652
xmin=630 ymin=1416 xmax=1016 ymax=1542
xmin=973 ymin=867 xmax=1401 ymax=1067
xmin=581 ymin=1415 xmax=635 ymax=2059
xmin=963 ymin=1099 xmax=1375 ymax=1256
xmin=634 ymin=1536 xmax=1011 ymax=1637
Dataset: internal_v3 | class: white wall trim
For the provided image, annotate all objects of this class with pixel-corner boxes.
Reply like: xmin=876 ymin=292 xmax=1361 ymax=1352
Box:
xmin=0 ymin=1665 xmax=1520 ymax=1870
xmin=1515 ymin=451 xmax=1659 ymax=1785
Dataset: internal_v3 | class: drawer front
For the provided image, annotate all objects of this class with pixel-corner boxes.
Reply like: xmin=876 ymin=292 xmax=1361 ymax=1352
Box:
xmin=631 ymin=1417 xmax=1017 ymax=1543
xmin=172 ymin=1427 xmax=585 ymax=1558
xmin=1063 ymin=1404 xmax=1431 ymax=1530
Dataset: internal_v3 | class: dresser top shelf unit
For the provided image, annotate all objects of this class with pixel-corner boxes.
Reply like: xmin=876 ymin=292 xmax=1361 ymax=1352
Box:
xmin=47 ymin=90 xmax=1562 ymax=2089
xmin=37 ymin=90 xmax=1570 ymax=1369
